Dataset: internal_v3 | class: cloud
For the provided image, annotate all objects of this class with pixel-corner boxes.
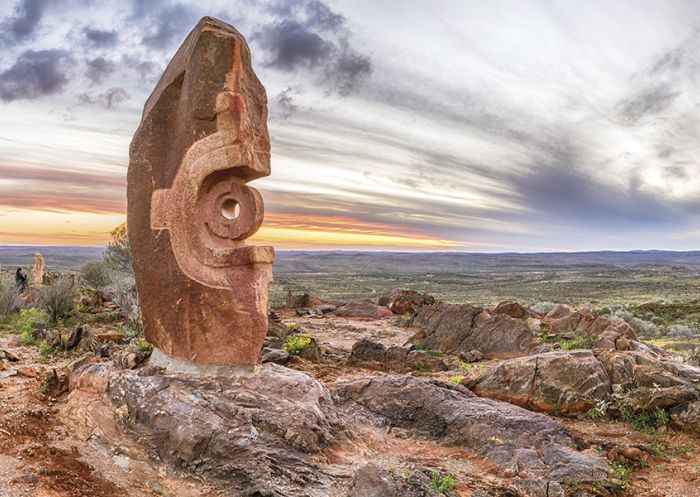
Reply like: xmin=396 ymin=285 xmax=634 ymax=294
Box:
xmin=257 ymin=19 xmax=333 ymax=70
xmin=85 ymin=56 xmax=115 ymax=84
xmin=0 ymin=49 xmax=73 ymax=101
xmin=275 ymin=86 xmax=299 ymax=119
xmin=82 ymin=27 xmax=118 ymax=48
xmin=0 ymin=0 xmax=50 ymax=46
xmin=130 ymin=0 xmax=199 ymax=50
xmin=78 ymin=86 xmax=130 ymax=108
xmin=254 ymin=0 xmax=371 ymax=95
xmin=618 ymin=84 xmax=680 ymax=124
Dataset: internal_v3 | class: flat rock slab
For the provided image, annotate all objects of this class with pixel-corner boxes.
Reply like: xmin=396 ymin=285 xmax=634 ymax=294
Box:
xmin=332 ymin=375 xmax=609 ymax=496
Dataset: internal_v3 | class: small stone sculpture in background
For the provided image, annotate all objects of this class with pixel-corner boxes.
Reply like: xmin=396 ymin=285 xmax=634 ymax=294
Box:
xmin=127 ymin=17 xmax=274 ymax=366
xmin=32 ymin=252 xmax=44 ymax=288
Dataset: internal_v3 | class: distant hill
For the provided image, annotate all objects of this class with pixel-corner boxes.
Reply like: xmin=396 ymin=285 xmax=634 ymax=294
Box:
xmin=0 ymin=246 xmax=103 ymax=272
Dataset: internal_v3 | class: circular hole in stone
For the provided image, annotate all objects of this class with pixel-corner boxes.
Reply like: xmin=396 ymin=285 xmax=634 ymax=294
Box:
xmin=221 ymin=198 xmax=240 ymax=220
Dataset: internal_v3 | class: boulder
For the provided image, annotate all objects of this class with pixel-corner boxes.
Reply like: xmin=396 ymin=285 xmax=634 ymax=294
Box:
xmin=671 ymin=400 xmax=700 ymax=435
xmin=385 ymin=346 xmax=409 ymax=362
xmin=349 ymin=339 xmax=386 ymax=363
xmin=378 ymin=289 xmax=436 ymax=315
xmin=286 ymin=291 xmax=310 ymax=309
xmin=331 ymin=300 xmax=393 ymax=319
xmin=544 ymin=304 xmax=574 ymax=320
xmin=405 ymin=350 xmax=448 ymax=372
xmin=421 ymin=305 xmax=543 ymax=358
xmin=491 ymin=301 xmax=527 ymax=319
xmin=469 ymin=350 xmax=612 ymax=415
xmin=260 ymin=347 xmax=290 ymax=364
xmin=459 ymin=350 xmax=484 ymax=363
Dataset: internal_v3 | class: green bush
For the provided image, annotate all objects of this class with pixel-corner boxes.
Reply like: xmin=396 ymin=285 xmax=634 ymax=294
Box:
xmin=8 ymin=308 xmax=47 ymax=340
xmin=619 ymin=404 xmax=669 ymax=433
xmin=560 ymin=334 xmax=595 ymax=350
xmin=429 ymin=471 xmax=456 ymax=493
xmin=282 ymin=334 xmax=313 ymax=355
xmin=38 ymin=277 xmax=77 ymax=324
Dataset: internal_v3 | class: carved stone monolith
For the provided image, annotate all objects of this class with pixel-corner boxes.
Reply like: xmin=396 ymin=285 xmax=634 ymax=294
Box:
xmin=127 ymin=17 xmax=274 ymax=365
xmin=32 ymin=252 xmax=44 ymax=287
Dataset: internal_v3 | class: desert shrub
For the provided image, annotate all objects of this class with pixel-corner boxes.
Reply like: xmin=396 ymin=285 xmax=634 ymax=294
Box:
xmin=610 ymin=307 xmax=633 ymax=323
xmin=135 ymin=336 xmax=153 ymax=353
xmin=38 ymin=277 xmax=77 ymax=324
xmin=9 ymin=308 xmax=47 ymax=335
xmin=560 ymin=334 xmax=595 ymax=350
xmin=530 ymin=301 xmax=557 ymax=315
xmin=668 ymin=325 xmax=694 ymax=338
xmin=619 ymin=405 xmax=669 ymax=433
xmin=587 ymin=399 xmax=610 ymax=420
xmin=103 ymin=222 xmax=132 ymax=274
xmin=429 ymin=471 xmax=456 ymax=492
xmin=628 ymin=317 xmax=661 ymax=338
xmin=0 ymin=277 xmax=20 ymax=315
xmin=446 ymin=375 xmax=464 ymax=385
xmin=80 ymin=260 xmax=111 ymax=289
xmin=282 ymin=334 xmax=312 ymax=355
xmin=609 ymin=461 xmax=631 ymax=490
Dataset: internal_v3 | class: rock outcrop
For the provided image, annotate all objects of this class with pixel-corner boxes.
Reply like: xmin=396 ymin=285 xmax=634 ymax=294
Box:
xmin=417 ymin=304 xmax=545 ymax=358
xmin=333 ymin=376 xmax=609 ymax=495
xmin=468 ymin=350 xmax=612 ymax=415
xmin=73 ymin=362 xmax=342 ymax=497
xmin=378 ymin=289 xmax=436 ymax=315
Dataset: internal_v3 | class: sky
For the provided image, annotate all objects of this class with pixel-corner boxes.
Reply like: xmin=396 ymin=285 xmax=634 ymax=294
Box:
xmin=0 ymin=0 xmax=699 ymax=251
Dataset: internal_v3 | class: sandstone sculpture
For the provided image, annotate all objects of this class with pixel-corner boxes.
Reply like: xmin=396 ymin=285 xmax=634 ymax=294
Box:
xmin=31 ymin=252 xmax=44 ymax=287
xmin=127 ymin=17 xmax=273 ymax=365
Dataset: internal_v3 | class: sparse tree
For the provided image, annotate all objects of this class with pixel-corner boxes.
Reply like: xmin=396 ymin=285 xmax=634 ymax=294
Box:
xmin=0 ymin=277 xmax=20 ymax=315
xmin=104 ymin=222 xmax=132 ymax=274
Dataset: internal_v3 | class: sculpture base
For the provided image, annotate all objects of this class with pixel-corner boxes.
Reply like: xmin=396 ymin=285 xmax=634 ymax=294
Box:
xmin=149 ymin=347 xmax=255 ymax=376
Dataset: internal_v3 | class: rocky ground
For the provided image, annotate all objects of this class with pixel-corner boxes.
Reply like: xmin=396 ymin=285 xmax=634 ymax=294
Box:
xmin=1 ymin=289 xmax=699 ymax=496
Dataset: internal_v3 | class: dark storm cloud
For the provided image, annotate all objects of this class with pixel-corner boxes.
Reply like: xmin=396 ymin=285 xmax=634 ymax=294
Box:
xmin=0 ymin=0 xmax=50 ymax=46
xmin=86 ymin=56 xmax=115 ymax=84
xmin=255 ymin=0 xmax=371 ymax=96
xmin=82 ymin=27 xmax=118 ymax=48
xmin=257 ymin=20 xmax=333 ymax=69
xmin=0 ymin=49 xmax=73 ymax=101
xmin=129 ymin=0 xmax=199 ymax=50
xmin=503 ymin=145 xmax=678 ymax=229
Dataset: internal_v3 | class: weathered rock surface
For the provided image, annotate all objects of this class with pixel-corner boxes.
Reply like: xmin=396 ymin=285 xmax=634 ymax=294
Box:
xmin=331 ymin=300 xmax=393 ymax=319
xmin=468 ymin=350 xmax=612 ymax=415
xmin=468 ymin=348 xmax=700 ymax=425
xmin=127 ymin=17 xmax=273 ymax=365
xmin=75 ymin=362 xmax=343 ymax=497
xmin=378 ymin=289 xmax=436 ymax=315
xmin=333 ymin=376 xmax=609 ymax=495
xmin=349 ymin=463 xmax=446 ymax=497
xmin=419 ymin=304 xmax=545 ymax=358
